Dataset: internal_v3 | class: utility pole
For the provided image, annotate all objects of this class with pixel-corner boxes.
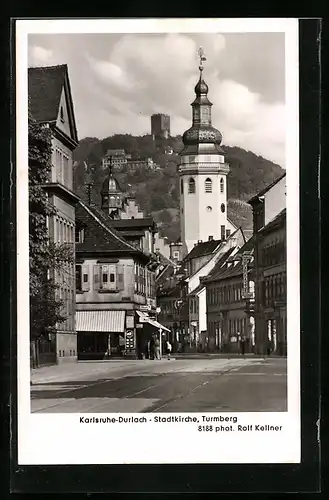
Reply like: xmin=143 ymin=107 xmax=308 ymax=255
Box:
xmin=85 ymin=183 xmax=93 ymax=205
xmin=84 ymin=159 xmax=95 ymax=205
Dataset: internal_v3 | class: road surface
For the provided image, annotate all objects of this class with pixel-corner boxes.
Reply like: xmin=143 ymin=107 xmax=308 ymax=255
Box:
xmin=31 ymin=357 xmax=287 ymax=414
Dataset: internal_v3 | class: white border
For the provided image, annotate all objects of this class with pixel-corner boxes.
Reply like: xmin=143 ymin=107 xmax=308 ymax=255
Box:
xmin=16 ymin=18 xmax=300 ymax=464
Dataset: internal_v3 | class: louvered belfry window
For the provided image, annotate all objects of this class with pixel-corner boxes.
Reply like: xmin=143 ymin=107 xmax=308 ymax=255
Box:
xmin=220 ymin=178 xmax=224 ymax=193
xmin=205 ymin=178 xmax=212 ymax=193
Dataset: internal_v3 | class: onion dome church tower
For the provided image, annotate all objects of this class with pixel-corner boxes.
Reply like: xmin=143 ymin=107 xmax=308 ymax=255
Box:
xmin=101 ymin=158 xmax=125 ymax=217
xmin=179 ymin=48 xmax=230 ymax=256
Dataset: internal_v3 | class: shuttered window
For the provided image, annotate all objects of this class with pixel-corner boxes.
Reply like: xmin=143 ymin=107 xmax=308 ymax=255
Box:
xmin=93 ymin=264 xmax=124 ymax=291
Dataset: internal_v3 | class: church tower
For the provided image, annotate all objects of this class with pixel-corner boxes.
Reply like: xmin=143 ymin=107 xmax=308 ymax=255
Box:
xmin=101 ymin=158 xmax=124 ymax=218
xmin=179 ymin=48 xmax=230 ymax=256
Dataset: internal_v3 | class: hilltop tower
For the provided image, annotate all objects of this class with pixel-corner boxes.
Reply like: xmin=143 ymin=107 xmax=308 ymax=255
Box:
xmin=179 ymin=48 xmax=230 ymax=256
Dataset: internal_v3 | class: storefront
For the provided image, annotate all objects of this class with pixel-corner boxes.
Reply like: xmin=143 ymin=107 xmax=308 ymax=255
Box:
xmin=135 ymin=311 xmax=170 ymax=358
xmin=76 ymin=310 xmax=126 ymax=360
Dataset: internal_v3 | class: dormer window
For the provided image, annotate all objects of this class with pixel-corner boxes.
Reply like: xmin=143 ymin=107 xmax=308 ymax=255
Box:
xmin=60 ymin=106 xmax=65 ymax=123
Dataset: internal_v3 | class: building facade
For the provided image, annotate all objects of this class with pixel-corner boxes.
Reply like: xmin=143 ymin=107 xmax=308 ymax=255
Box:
xmin=75 ymin=201 xmax=160 ymax=359
xmin=151 ymin=113 xmax=170 ymax=139
xmin=204 ymin=236 xmax=256 ymax=353
xmin=178 ymin=62 xmax=232 ymax=257
xmin=248 ymin=173 xmax=287 ymax=355
xmin=28 ymin=64 xmax=79 ymax=364
xmin=102 ymin=149 xmax=127 ymax=170
xmin=255 ymin=209 xmax=287 ymax=355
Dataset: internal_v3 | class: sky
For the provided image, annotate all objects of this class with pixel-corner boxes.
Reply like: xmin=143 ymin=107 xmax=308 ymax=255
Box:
xmin=28 ymin=32 xmax=286 ymax=167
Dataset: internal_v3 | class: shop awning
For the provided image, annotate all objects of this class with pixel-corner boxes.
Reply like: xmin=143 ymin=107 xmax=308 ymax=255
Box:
xmin=76 ymin=310 xmax=125 ymax=333
xmin=136 ymin=311 xmax=170 ymax=332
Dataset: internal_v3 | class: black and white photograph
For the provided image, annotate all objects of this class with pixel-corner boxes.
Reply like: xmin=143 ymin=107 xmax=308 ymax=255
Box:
xmin=16 ymin=18 xmax=300 ymax=464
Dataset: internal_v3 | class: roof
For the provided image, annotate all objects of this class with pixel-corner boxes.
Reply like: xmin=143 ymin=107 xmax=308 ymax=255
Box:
xmin=155 ymin=252 xmax=177 ymax=267
xmin=104 ymin=149 xmax=126 ymax=156
xmin=203 ymin=247 xmax=237 ymax=281
xmin=109 ymin=217 xmax=156 ymax=229
xmin=248 ymin=172 xmax=286 ymax=205
xmin=186 ymin=238 xmax=222 ymax=260
xmin=156 ymin=263 xmax=175 ymax=285
xmin=259 ymin=208 xmax=286 ymax=234
xmin=75 ymin=201 xmax=148 ymax=259
xmin=28 ymin=64 xmax=78 ymax=142
xmin=188 ymin=282 xmax=206 ymax=296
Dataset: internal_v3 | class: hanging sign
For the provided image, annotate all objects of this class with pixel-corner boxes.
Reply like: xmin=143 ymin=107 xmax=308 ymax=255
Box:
xmin=241 ymin=251 xmax=253 ymax=299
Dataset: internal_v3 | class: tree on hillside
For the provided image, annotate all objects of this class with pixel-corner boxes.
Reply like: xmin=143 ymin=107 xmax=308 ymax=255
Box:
xmin=29 ymin=114 xmax=73 ymax=340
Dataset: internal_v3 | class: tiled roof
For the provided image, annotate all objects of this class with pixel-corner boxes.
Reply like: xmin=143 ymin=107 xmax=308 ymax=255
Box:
xmin=208 ymin=261 xmax=244 ymax=282
xmin=75 ymin=201 xmax=147 ymax=258
xmin=205 ymin=247 xmax=237 ymax=279
xmin=186 ymin=238 xmax=222 ymax=260
xmin=28 ymin=64 xmax=78 ymax=142
xmin=156 ymin=264 xmax=175 ymax=285
xmin=189 ymin=282 xmax=206 ymax=296
xmin=109 ymin=217 xmax=156 ymax=229
xmin=248 ymin=172 xmax=286 ymax=204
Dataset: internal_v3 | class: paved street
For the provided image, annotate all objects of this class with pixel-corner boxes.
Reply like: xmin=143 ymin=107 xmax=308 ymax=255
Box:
xmin=31 ymin=357 xmax=287 ymax=413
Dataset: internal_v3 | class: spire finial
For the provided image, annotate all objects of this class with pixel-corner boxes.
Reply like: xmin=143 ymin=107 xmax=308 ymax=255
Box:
xmin=108 ymin=156 xmax=113 ymax=176
xmin=198 ymin=46 xmax=207 ymax=73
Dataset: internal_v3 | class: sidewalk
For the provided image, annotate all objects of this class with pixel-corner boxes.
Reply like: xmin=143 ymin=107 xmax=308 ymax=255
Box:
xmin=30 ymin=358 xmax=176 ymax=385
xmin=172 ymin=352 xmax=281 ymax=359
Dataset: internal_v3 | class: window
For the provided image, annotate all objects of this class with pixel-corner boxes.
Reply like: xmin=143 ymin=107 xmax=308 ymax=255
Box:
xmin=75 ymin=227 xmax=84 ymax=243
xmin=94 ymin=264 xmax=124 ymax=292
xmin=220 ymin=178 xmax=224 ymax=193
xmin=173 ymin=251 xmax=179 ymax=260
xmin=76 ymin=264 xmax=90 ymax=292
xmin=188 ymin=178 xmax=196 ymax=194
xmin=221 ymin=203 xmax=226 ymax=213
xmin=205 ymin=178 xmax=212 ymax=193
xmin=60 ymin=106 xmax=65 ymax=122
xmin=181 ymin=179 xmax=184 ymax=194
xmin=226 ymin=229 xmax=231 ymax=239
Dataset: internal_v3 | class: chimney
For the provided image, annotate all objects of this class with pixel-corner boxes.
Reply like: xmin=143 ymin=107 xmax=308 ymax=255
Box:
xmin=208 ymin=235 xmax=213 ymax=241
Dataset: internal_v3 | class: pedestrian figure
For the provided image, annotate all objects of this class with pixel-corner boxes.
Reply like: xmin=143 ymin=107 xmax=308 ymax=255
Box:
xmin=267 ymin=339 xmax=272 ymax=356
xmin=166 ymin=340 xmax=172 ymax=360
xmin=149 ymin=336 xmax=155 ymax=360
xmin=154 ymin=336 xmax=161 ymax=360
xmin=240 ymin=334 xmax=246 ymax=356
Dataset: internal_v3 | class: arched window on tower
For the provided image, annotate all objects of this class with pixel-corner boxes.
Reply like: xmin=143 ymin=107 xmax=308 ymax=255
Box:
xmin=181 ymin=179 xmax=184 ymax=194
xmin=220 ymin=178 xmax=224 ymax=193
xmin=188 ymin=178 xmax=196 ymax=194
xmin=205 ymin=178 xmax=212 ymax=193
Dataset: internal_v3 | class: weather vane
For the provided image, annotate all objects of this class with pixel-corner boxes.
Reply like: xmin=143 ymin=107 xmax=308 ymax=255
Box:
xmin=198 ymin=47 xmax=207 ymax=71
